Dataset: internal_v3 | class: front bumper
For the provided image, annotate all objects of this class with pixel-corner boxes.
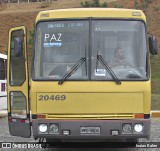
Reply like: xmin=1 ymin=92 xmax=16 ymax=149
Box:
xmin=32 ymin=119 xmax=150 ymax=141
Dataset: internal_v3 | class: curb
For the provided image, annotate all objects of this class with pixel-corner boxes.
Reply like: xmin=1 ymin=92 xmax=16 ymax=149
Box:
xmin=151 ymin=111 xmax=160 ymax=118
xmin=0 ymin=110 xmax=7 ymax=118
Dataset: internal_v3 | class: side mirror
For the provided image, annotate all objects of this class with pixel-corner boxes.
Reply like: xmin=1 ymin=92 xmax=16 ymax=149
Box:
xmin=10 ymin=29 xmax=24 ymax=58
xmin=14 ymin=38 xmax=23 ymax=57
xmin=148 ymin=36 xmax=158 ymax=55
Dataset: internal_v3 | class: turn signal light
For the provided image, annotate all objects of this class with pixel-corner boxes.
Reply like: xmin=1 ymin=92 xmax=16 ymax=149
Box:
xmin=37 ymin=114 xmax=46 ymax=119
xmin=134 ymin=114 xmax=144 ymax=119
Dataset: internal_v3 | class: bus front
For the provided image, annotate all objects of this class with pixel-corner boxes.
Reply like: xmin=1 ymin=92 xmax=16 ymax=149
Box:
xmin=7 ymin=8 xmax=158 ymax=141
xmin=32 ymin=9 xmax=150 ymax=141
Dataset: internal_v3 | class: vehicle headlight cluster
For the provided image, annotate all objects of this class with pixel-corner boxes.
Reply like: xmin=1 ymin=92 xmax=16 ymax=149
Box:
xmin=49 ymin=124 xmax=59 ymax=134
xmin=134 ymin=124 xmax=143 ymax=133
xmin=39 ymin=124 xmax=48 ymax=133
xmin=38 ymin=123 xmax=59 ymax=134
xmin=122 ymin=123 xmax=143 ymax=134
xmin=122 ymin=124 xmax=132 ymax=134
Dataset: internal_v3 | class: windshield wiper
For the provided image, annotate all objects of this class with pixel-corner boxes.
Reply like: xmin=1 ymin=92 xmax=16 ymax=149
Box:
xmin=97 ymin=54 xmax=121 ymax=85
xmin=58 ymin=58 xmax=86 ymax=85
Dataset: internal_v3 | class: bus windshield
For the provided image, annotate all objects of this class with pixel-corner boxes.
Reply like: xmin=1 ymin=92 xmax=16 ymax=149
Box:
xmin=33 ymin=20 xmax=148 ymax=81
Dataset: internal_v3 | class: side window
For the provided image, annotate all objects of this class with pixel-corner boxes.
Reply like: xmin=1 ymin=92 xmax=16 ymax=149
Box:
xmin=10 ymin=30 xmax=26 ymax=86
xmin=0 ymin=58 xmax=5 ymax=80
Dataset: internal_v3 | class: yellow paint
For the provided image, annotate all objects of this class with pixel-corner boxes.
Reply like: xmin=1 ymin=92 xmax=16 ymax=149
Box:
xmin=7 ymin=26 xmax=29 ymax=114
xmin=31 ymin=9 xmax=149 ymax=119
xmin=30 ymin=80 xmax=150 ymax=117
xmin=37 ymin=92 xmax=143 ymax=114
xmin=36 ymin=8 xmax=146 ymax=23
xmin=45 ymin=113 xmax=134 ymax=120
xmin=8 ymin=9 xmax=150 ymax=121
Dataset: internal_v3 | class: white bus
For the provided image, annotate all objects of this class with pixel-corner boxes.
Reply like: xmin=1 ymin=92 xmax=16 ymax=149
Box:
xmin=0 ymin=53 xmax=7 ymax=111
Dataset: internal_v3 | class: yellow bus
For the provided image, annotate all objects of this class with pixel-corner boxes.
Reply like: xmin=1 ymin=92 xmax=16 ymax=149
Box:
xmin=7 ymin=8 xmax=158 ymax=142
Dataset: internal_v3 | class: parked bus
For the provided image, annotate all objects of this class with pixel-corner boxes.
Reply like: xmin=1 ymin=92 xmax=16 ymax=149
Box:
xmin=7 ymin=8 xmax=158 ymax=142
xmin=0 ymin=53 xmax=7 ymax=111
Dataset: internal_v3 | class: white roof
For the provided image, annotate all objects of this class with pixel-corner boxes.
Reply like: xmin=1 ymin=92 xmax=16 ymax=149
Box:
xmin=0 ymin=53 xmax=7 ymax=59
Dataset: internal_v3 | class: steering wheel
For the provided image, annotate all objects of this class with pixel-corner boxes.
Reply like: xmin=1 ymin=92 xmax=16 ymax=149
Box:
xmin=126 ymin=69 xmax=142 ymax=79
xmin=111 ymin=66 xmax=143 ymax=79
xmin=127 ymin=73 xmax=142 ymax=79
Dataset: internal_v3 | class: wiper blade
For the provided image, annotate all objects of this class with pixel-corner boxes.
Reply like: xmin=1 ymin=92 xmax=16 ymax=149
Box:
xmin=97 ymin=54 xmax=121 ymax=85
xmin=58 ymin=58 xmax=86 ymax=85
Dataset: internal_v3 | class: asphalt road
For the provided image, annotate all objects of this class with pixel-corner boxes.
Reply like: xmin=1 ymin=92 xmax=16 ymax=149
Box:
xmin=0 ymin=117 xmax=159 ymax=151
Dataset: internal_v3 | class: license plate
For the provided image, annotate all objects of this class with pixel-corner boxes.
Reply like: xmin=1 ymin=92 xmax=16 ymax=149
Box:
xmin=80 ymin=127 xmax=100 ymax=134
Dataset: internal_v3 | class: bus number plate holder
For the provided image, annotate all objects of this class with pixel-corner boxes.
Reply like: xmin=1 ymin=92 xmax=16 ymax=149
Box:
xmin=80 ymin=127 xmax=100 ymax=134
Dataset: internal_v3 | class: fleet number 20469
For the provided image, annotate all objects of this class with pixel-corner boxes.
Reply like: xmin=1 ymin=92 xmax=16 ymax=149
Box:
xmin=38 ymin=95 xmax=66 ymax=101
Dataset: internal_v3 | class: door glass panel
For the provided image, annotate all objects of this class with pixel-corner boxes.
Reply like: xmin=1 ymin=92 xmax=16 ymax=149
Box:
xmin=10 ymin=30 xmax=26 ymax=86
xmin=10 ymin=91 xmax=27 ymax=119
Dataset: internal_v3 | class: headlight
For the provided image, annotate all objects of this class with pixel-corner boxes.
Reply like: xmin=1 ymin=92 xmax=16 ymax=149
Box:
xmin=134 ymin=124 xmax=143 ymax=133
xmin=122 ymin=124 xmax=132 ymax=133
xmin=50 ymin=124 xmax=59 ymax=134
xmin=39 ymin=124 xmax=48 ymax=133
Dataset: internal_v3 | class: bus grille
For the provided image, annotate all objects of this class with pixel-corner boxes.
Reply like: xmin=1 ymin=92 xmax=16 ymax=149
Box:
xmin=46 ymin=114 xmax=134 ymax=120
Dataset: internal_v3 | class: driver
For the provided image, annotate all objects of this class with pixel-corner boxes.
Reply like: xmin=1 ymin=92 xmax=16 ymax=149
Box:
xmin=109 ymin=47 xmax=131 ymax=67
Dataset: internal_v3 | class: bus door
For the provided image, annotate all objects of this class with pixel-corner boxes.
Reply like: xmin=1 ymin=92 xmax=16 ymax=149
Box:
xmin=7 ymin=26 xmax=31 ymax=137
